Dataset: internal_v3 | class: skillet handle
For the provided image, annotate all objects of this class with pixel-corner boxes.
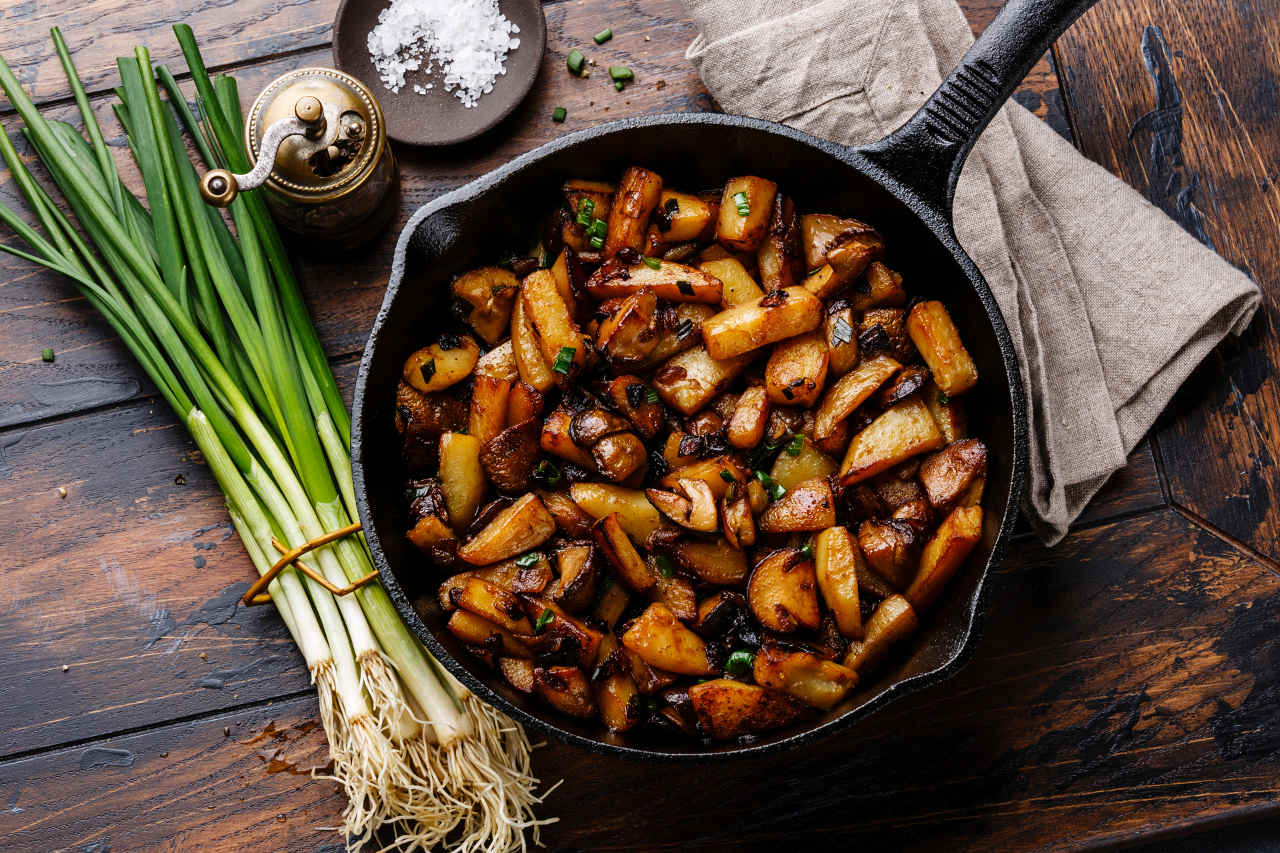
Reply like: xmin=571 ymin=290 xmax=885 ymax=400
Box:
xmin=857 ymin=0 xmax=1097 ymax=217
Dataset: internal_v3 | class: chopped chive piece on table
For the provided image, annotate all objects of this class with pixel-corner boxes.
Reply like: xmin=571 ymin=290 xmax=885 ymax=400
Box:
xmin=593 ymin=28 xmax=613 ymax=44
xmin=551 ymin=106 xmax=567 ymax=122
xmin=786 ymin=433 xmax=804 ymax=456
xmin=656 ymin=555 xmax=676 ymax=577
xmin=614 ymin=81 xmax=625 ymax=92
xmin=641 ymin=255 xmax=661 ymax=270
xmin=535 ymin=608 xmax=555 ymax=632
xmin=552 ymin=346 xmax=576 ymax=374
xmin=608 ymin=66 xmax=633 ymax=82
xmin=725 ymin=650 xmax=754 ymax=677
xmin=567 ymin=48 xmax=586 ymax=75
xmin=733 ymin=190 xmax=750 ymax=216
xmin=40 ymin=347 xmax=54 ymax=362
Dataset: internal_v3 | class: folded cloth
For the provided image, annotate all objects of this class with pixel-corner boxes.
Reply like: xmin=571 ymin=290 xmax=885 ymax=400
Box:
xmin=682 ymin=0 xmax=1261 ymax=543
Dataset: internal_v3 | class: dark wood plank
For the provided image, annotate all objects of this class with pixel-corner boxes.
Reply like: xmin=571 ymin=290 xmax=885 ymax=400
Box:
xmin=1053 ymin=1 xmax=1280 ymax=560
xmin=1076 ymin=439 xmax=1164 ymax=526
xmin=6 ymin=508 xmax=1279 ymax=850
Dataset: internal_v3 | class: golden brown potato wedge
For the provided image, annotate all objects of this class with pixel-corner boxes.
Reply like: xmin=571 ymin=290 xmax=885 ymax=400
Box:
xmin=906 ymin=505 xmax=983 ymax=611
xmin=446 ymin=610 xmax=533 ymax=657
xmin=726 ymin=385 xmax=769 ymax=449
xmin=671 ymin=537 xmax=750 ymax=585
xmin=452 ymin=267 xmax=518 ymax=346
xmin=538 ymin=489 xmax=595 ymax=538
xmin=823 ymin=302 xmax=859 ymax=376
xmin=843 ymin=594 xmax=918 ymax=675
xmin=758 ymin=476 xmax=837 ymax=533
xmin=659 ymin=455 xmax=749 ymax=500
xmin=812 ymin=354 xmax=901 ymax=441
xmin=839 ymin=398 xmax=945 ymax=486
xmin=753 ymin=644 xmax=858 ymax=709
xmin=919 ymin=439 xmax=988 ymax=511
xmin=851 ymin=261 xmax=907 ymax=310
xmin=716 ymin=176 xmax=777 ymax=251
xmin=457 ymin=493 xmax=556 ymax=565
xmin=646 ymin=478 xmax=718 ymax=532
xmin=593 ymin=581 xmax=630 ymax=630
xmin=436 ymin=555 xmax=554 ymax=611
xmin=499 ymin=657 xmax=536 ymax=693
xmin=406 ymin=513 xmax=455 ymax=553
xmin=765 ymin=330 xmax=829 ymax=407
xmin=438 ymin=432 xmax=485 ymax=532
xmin=521 ymin=269 xmax=589 ymax=377
xmin=469 ymin=375 xmax=512 ymax=446
xmin=688 ymin=679 xmax=806 ymax=739
xmin=907 ymin=300 xmax=979 ymax=396
xmin=748 ymin=548 xmax=821 ymax=632
xmin=801 ymin=264 xmax=841 ymax=300
xmin=645 ymin=303 xmax=717 ymax=365
xmin=698 ymin=257 xmax=764 ymax=307
xmin=857 ymin=519 xmax=922 ymax=590
xmin=721 ymin=485 xmax=757 ymax=550
xmin=769 ymin=438 xmax=838 ymax=491
xmin=621 ymin=602 xmax=714 ymax=676
xmin=475 ymin=340 xmax=519 ymax=381
xmin=757 ymin=193 xmax=803 ymax=291
xmin=403 ymin=335 xmax=480 ymax=393
xmin=506 ymin=381 xmax=545 ymax=426
xmin=451 ymin=577 xmax=534 ymax=633
xmin=586 ymin=258 xmax=723 ymax=304
xmin=533 ymin=666 xmax=597 ymax=719
xmin=539 ymin=407 xmax=597 ymax=470
xmin=596 ymin=288 xmax=660 ymax=365
xmin=653 ymin=344 xmax=751 ymax=416
xmin=700 ymin=287 xmax=823 ymax=360
xmin=654 ymin=189 xmax=718 ymax=243
xmin=924 ymin=381 xmax=968 ymax=443
xmin=651 ymin=571 xmax=698 ymax=623
xmin=604 ymin=166 xmax=663 ymax=259
xmin=814 ymin=526 xmax=863 ymax=638
xmin=569 ymin=482 xmax=664 ymax=542
xmin=592 ymin=512 xmax=657 ymax=592
xmin=593 ymin=634 xmax=642 ymax=732
xmin=510 ymin=295 xmax=555 ymax=392
xmin=800 ymin=213 xmax=884 ymax=284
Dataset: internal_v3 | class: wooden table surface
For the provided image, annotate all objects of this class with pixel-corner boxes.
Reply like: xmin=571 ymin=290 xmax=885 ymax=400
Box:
xmin=1 ymin=0 xmax=1277 ymax=850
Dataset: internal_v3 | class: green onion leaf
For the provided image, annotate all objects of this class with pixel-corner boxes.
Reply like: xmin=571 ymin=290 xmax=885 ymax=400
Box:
xmin=770 ymin=481 xmax=786 ymax=500
xmin=535 ymin=608 xmax=555 ymax=632
xmin=786 ymin=434 xmax=804 ymax=456
xmin=614 ymin=81 xmax=625 ymax=92
xmin=799 ymin=542 xmax=813 ymax=560
xmin=830 ymin=315 xmax=854 ymax=346
xmin=587 ymin=218 xmax=607 ymax=239
xmin=533 ymin=458 xmax=562 ymax=487
xmin=419 ymin=358 xmax=436 ymax=384
xmin=576 ymin=197 xmax=595 ymax=227
xmin=593 ymin=28 xmax=613 ymax=45
xmin=732 ymin=191 xmax=750 ymax=216
xmin=551 ymin=106 xmax=567 ymax=123
xmin=589 ymin=235 xmax=605 ymax=250
xmin=516 ymin=552 xmax=541 ymax=567
xmin=40 ymin=347 xmax=55 ymax=362
xmin=937 ymin=390 xmax=951 ymax=405
xmin=807 ymin=266 xmax=824 ymax=277
xmin=655 ymin=555 xmax=676 ymax=577
xmin=641 ymin=255 xmax=661 ymax=270
xmin=645 ymin=387 xmax=660 ymax=405
xmin=719 ymin=469 xmax=735 ymax=483
xmin=608 ymin=66 xmax=634 ymax=82
xmin=552 ymin=346 xmax=576 ymax=374
xmin=725 ymin=650 xmax=754 ymax=677
xmin=676 ymin=279 xmax=694 ymax=296
xmin=567 ymin=49 xmax=586 ymax=76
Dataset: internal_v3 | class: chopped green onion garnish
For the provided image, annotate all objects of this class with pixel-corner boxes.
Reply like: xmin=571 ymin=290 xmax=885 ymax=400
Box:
xmin=576 ymin=197 xmax=595 ymax=227
xmin=516 ymin=552 xmax=541 ymax=567
xmin=40 ymin=347 xmax=55 ymax=362
xmin=552 ymin=346 xmax=576 ymax=374
xmin=937 ymin=390 xmax=951 ymax=405
xmin=725 ymin=650 xmax=754 ymax=677
xmin=786 ymin=434 xmax=804 ymax=457
xmin=614 ymin=81 xmax=625 ymax=92
xmin=593 ymin=28 xmax=613 ymax=44
xmin=641 ymin=255 xmax=661 ymax=270
xmin=567 ymin=49 xmax=586 ymax=75
xmin=608 ymin=66 xmax=634 ymax=82
xmin=535 ymin=608 xmax=555 ymax=632
xmin=419 ymin=358 xmax=436 ymax=384
xmin=676 ymin=279 xmax=694 ymax=296
xmin=675 ymin=318 xmax=695 ymax=340
xmin=533 ymin=459 xmax=562 ymax=486
xmin=586 ymin=218 xmax=607 ymax=238
xmin=830 ymin=315 xmax=854 ymax=346
xmin=770 ymin=481 xmax=786 ymax=500
xmin=807 ymin=266 xmax=824 ymax=277
xmin=799 ymin=542 xmax=813 ymax=560
xmin=719 ymin=469 xmax=735 ymax=483
xmin=655 ymin=555 xmax=676 ymax=578
xmin=551 ymin=106 xmax=567 ymax=122
xmin=644 ymin=387 xmax=660 ymax=405
xmin=732 ymin=191 xmax=750 ymax=216
xmin=590 ymin=234 xmax=605 ymax=250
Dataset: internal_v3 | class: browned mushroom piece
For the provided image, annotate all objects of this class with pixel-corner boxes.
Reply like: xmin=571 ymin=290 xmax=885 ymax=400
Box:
xmin=395 ymin=381 xmax=467 ymax=472
xmin=569 ymin=408 xmax=649 ymax=482
xmin=646 ymin=478 xmax=718 ymax=532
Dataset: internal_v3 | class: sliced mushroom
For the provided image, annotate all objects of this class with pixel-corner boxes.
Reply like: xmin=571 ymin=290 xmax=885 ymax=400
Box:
xmin=757 ymin=476 xmax=837 ymax=533
xmin=479 ymin=418 xmax=540 ymax=493
xmin=596 ymin=288 xmax=660 ymax=364
xmin=456 ymin=493 xmax=556 ymax=565
xmin=720 ymin=485 xmax=757 ymax=549
xmin=646 ymin=478 xmax=718 ymax=532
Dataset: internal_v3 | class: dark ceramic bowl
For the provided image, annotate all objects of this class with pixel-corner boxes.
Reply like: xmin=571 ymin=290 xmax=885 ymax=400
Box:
xmin=352 ymin=0 xmax=1096 ymax=759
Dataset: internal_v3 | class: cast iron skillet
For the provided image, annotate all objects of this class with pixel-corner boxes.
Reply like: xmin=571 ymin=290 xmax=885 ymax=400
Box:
xmin=353 ymin=0 xmax=1094 ymax=758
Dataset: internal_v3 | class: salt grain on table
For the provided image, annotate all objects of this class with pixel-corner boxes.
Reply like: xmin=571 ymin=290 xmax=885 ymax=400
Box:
xmin=367 ymin=0 xmax=520 ymax=108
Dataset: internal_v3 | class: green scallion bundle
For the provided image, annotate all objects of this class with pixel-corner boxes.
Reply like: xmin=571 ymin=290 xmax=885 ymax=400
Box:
xmin=0 ymin=27 xmax=553 ymax=852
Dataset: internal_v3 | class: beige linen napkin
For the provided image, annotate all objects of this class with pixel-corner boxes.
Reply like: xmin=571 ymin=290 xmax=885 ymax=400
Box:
xmin=683 ymin=0 xmax=1261 ymax=543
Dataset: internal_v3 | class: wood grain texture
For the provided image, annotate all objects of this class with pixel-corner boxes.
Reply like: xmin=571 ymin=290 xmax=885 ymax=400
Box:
xmin=1054 ymin=1 xmax=1280 ymax=560
xmin=5 ymin=509 xmax=1278 ymax=851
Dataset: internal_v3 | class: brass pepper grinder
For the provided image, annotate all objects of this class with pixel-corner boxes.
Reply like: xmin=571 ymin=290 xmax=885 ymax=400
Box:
xmin=200 ymin=68 xmax=397 ymax=249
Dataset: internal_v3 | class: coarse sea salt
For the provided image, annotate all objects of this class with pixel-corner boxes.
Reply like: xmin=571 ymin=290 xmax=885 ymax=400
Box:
xmin=367 ymin=0 xmax=520 ymax=109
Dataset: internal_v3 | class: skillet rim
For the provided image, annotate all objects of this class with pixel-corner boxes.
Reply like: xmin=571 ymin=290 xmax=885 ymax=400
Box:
xmin=351 ymin=111 xmax=1028 ymax=761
